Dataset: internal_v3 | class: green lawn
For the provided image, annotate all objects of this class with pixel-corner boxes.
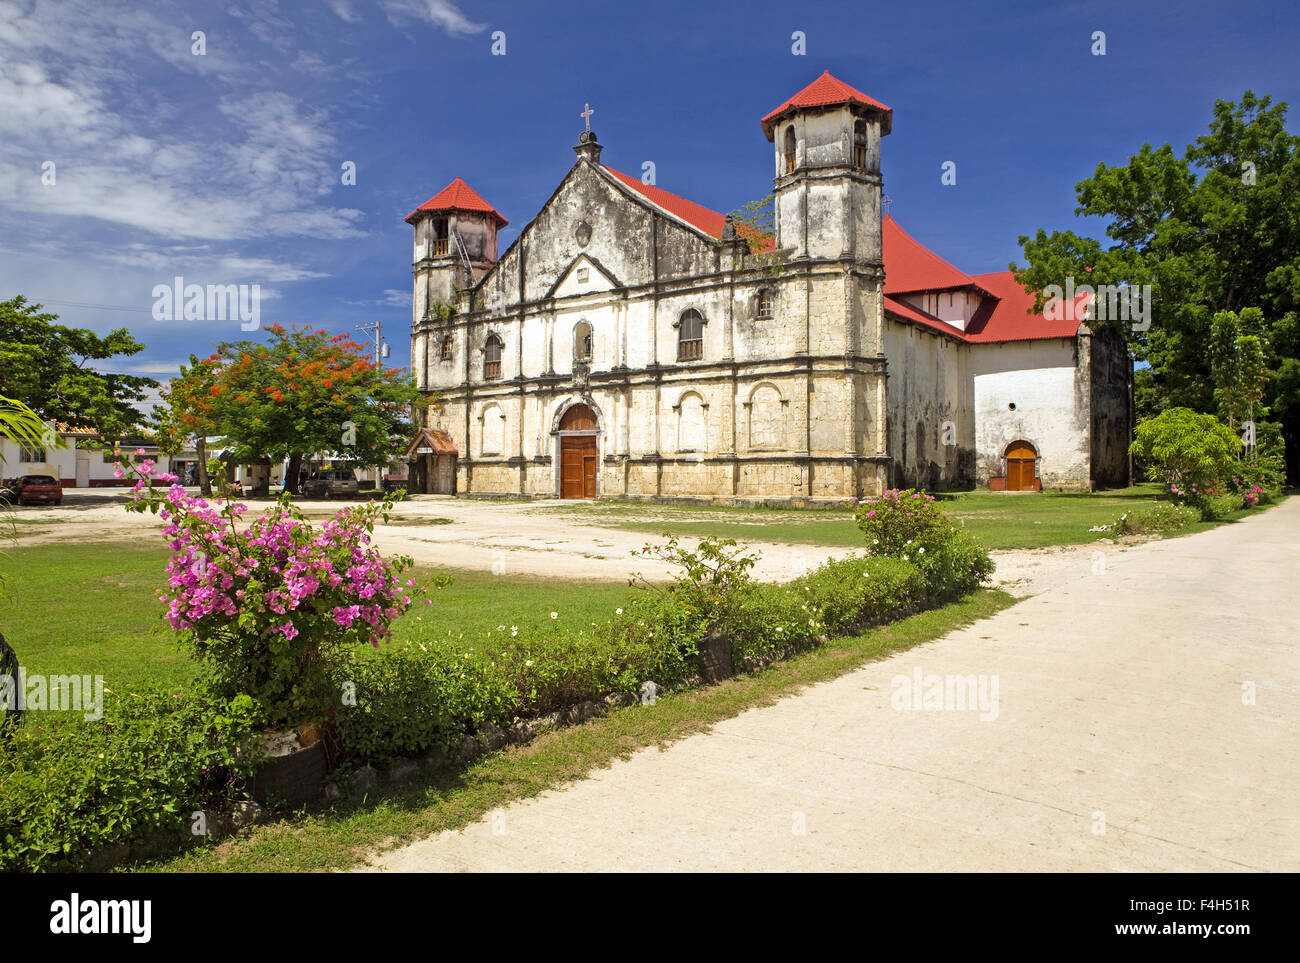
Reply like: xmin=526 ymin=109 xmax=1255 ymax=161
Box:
xmin=540 ymin=484 xmax=1171 ymax=551
xmin=0 ymin=543 xmax=639 ymax=689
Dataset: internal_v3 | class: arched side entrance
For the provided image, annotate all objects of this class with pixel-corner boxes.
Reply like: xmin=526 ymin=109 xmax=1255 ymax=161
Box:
xmin=1004 ymin=441 xmax=1038 ymax=491
xmin=558 ymin=403 xmax=599 ymax=499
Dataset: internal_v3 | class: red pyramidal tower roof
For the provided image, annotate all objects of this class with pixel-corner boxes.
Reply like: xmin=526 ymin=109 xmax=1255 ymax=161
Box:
xmin=761 ymin=70 xmax=892 ymax=139
xmin=406 ymin=176 xmax=507 ymax=227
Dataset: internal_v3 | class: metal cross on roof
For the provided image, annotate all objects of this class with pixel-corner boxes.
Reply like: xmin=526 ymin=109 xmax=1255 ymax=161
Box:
xmin=882 ymin=194 xmax=893 ymax=215
xmin=581 ymin=103 xmax=594 ymax=132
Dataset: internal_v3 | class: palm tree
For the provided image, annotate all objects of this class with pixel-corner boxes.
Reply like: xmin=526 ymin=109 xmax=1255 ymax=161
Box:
xmin=1 ymin=393 xmax=52 ymax=733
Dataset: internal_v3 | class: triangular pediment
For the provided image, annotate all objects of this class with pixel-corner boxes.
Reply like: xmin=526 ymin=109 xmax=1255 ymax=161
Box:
xmin=546 ymin=253 xmax=622 ymax=300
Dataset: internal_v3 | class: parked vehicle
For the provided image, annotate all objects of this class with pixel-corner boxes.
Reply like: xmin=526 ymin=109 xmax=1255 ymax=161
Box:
xmin=5 ymin=475 xmax=64 ymax=506
xmin=383 ymin=463 xmax=410 ymax=493
xmin=301 ymin=469 xmax=359 ymax=499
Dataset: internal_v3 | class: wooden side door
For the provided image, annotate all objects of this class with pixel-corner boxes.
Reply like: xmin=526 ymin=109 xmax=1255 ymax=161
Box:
xmin=583 ymin=454 xmax=597 ymax=498
xmin=1005 ymin=443 xmax=1037 ymax=491
xmin=436 ymin=455 xmax=454 ymax=494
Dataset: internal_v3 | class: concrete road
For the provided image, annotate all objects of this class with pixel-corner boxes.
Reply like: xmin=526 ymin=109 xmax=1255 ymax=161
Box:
xmin=362 ymin=498 xmax=1299 ymax=872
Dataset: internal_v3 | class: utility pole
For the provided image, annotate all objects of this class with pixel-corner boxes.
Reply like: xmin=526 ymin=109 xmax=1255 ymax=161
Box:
xmin=354 ymin=321 xmax=390 ymax=490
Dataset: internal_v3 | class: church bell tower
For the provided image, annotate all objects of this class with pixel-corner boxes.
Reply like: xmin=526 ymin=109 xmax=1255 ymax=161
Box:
xmin=760 ymin=71 xmax=891 ymax=264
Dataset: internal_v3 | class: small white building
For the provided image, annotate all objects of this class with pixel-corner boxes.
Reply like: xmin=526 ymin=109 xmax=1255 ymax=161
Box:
xmin=0 ymin=424 xmax=175 ymax=487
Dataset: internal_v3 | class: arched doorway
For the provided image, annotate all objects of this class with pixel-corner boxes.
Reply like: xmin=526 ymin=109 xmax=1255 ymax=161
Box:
xmin=1005 ymin=441 xmax=1038 ymax=491
xmin=558 ymin=404 xmax=598 ymax=498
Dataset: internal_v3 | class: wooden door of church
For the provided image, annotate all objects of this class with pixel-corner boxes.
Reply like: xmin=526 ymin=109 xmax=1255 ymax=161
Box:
xmin=561 ymin=437 xmax=596 ymax=498
xmin=559 ymin=404 xmax=598 ymax=499
xmin=1005 ymin=442 xmax=1037 ymax=491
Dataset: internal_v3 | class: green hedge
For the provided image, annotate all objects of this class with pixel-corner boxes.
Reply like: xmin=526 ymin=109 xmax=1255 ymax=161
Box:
xmin=0 ymin=688 xmax=259 ymax=872
xmin=1112 ymin=503 xmax=1201 ymax=534
xmin=330 ymin=547 xmax=990 ymax=769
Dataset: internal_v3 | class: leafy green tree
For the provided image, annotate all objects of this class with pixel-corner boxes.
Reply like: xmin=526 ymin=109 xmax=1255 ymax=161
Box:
xmin=0 ymin=296 xmax=155 ymax=440
xmin=203 ymin=325 xmax=418 ymax=494
xmin=1129 ymin=408 xmax=1242 ymax=499
xmin=1011 ymin=92 xmax=1300 ymax=479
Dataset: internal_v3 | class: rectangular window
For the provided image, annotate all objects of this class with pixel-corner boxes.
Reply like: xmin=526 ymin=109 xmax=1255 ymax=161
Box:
xmin=757 ymin=290 xmax=773 ymax=319
xmin=19 ymin=445 xmax=45 ymax=463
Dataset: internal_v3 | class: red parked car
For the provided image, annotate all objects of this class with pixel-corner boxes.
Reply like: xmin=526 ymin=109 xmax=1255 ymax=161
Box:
xmin=5 ymin=475 xmax=64 ymax=506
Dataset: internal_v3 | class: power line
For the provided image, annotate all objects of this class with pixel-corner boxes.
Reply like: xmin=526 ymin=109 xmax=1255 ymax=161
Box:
xmin=27 ymin=298 xmax=409 ymax=329
xmin=28 ymin=298 xmax=153 ymax=313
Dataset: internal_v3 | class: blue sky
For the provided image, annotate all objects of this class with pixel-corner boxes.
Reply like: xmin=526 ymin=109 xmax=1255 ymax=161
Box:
xmin=2 ymin=0 xmax=1297 ymax=400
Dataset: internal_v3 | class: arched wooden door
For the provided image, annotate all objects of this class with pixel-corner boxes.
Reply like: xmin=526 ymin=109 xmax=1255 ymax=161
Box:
xmin=559 ymin=404 xmax=598 ymax=499
xmin=1005 ymin=441 xmax=1038 ymax=491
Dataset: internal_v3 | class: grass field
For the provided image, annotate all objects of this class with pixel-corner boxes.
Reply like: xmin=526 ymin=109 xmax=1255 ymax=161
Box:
xmin=539 ymin=484 xmax=1173 ymax=551
xmin=0 ymin=542 xmax=641 ymax=688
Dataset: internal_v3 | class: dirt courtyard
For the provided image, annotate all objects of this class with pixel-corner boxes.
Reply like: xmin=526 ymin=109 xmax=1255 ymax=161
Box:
xmin=10 ymin=489 xmax=1135 ymax=597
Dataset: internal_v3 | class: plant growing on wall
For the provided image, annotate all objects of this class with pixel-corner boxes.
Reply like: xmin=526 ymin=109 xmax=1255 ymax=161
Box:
xmin=725 ymin=194 xmax=782 ymax=273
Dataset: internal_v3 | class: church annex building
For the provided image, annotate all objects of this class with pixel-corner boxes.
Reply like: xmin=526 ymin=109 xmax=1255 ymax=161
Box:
xmin=403 ymin=71 xmax=1133 ymax=502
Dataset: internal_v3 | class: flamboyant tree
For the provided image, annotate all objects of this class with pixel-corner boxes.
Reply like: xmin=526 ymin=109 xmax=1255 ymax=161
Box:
xmin=154 ymin=355 xmax=221 ymax=495
xmin=202 ymin=325 xmax=418 ymax=493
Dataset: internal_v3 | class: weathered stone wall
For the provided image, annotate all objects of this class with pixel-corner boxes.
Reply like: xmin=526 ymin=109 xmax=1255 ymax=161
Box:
xmin=772 ymin=106 xmax=883 ymax=263
xmin=882 ymin=319 xmax=974 ymax=490
xmin=1085 ymin=324 xmax=1133 ymax=489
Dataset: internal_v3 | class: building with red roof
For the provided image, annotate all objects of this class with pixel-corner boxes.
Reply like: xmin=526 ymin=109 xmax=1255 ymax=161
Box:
xmin=403 ymin=72 xmax=1132 ymax=499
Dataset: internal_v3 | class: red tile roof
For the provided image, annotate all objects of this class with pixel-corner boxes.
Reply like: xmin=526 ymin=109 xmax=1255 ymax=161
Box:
xmin=963 ymin=270 xmax=1085 ymax=343
xmin=761 ymin=70 xmax=892 ymax=139
xmin=603 ymin=166 xmax=727 ymax=237
xmin=602 ymin=169 xmax=1079 ymax=346
xmin=603 ymin=166 xmax=774 ymax=251
xmin=882 ymin=215 xmax=984 ymax=295
xmin=406 ymin=177 xmax=508 ymax=227
xmin=881 ymin=215 xmax=1082 ymax=343
xmin=405 ymin=427 xmax=458 ymax=457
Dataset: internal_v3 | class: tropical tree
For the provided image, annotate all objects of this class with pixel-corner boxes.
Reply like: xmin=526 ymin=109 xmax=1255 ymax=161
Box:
xmin=0 ymin=296 xmax=155 ymax=440
xmin=1129 ymin=407 xmax=1242 ymax=500
xmin=153 ymin=355 xmax=221 ymax=495
xmin=202 ymin=325 xmax=418 ymax=494
xmin=1011 ymin=92 xmax=1300 ymax=479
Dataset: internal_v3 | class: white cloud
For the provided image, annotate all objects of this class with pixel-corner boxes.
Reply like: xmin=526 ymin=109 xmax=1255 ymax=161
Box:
xmin=0 ymin=1 xmax=365 ymax=242
xmin=322 ymin=0 xmax=363 ymax=23
xmin=379 ymin=0 xmax=485 ymax=36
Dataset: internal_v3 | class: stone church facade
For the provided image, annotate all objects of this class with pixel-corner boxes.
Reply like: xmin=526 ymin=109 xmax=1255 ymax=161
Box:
xmin=404 ymin=72 xmax=1132 ymax=501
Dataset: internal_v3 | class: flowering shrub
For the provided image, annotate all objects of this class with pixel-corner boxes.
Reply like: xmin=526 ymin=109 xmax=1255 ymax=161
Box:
xmin=121 ymin=456 xmax=421 ymax=727
xmin=630 ymin=535 xmax=759 ymax=650
xmin=853 ymin=489 xmax=943 ymax=555
xmin=854 ymin=489 xmax=992 ymax=600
